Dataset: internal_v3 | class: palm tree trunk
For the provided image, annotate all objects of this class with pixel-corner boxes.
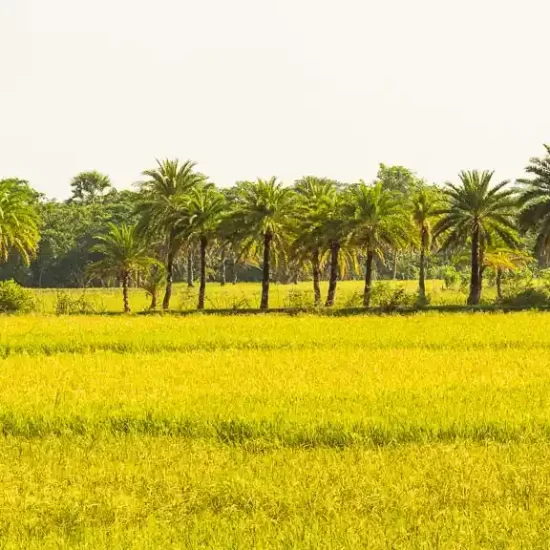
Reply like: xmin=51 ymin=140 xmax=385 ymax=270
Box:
xmin=392 ymin=251 xmax=398 ymax=280
xmin=312 ymin=249 xmax=321 ymax=306
xmin=479 ymin=243 xmax=485 ymax=300
xmin=496 ymin=268 xmax=503 ymax=301
xmin=363 ymin=250 xmax=375 ymax=307
xmin=419 ymin=232 xmax=426 ymax=302
xmin=220 ymin=248 xmax=226 ymax=286
xmin=150 ymin=290 xmax=157 ymax=311
xmin=122 ymin=271 xmax=130 ymax=313
xmin=468 ymin=227 xmax=481 ymax=305
xmin=198 ymin=236 xmax=207 ymax=310
xmin=260 ymin=232 xmax=272 ymax=309
xmin=232 ymin=253 xmax=238 ymax=285
xmin=325 ymin=242 xmax=340 ymax=307
xmin=162 ymin=251 xmax=174 ymax=310
xmin=187 ymin=248 xmax=194 ymax=288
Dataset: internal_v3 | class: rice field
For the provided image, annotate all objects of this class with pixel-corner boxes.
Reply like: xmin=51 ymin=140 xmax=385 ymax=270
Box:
xmin=31 ymin=279 xmax=481 ymax=313
xmin=1 ymin=312 xmax=549 ymax=548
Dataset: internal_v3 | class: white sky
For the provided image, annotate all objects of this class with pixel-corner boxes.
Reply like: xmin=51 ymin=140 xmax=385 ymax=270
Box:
xmin=1 ymin=0 xmax=549 ymax=198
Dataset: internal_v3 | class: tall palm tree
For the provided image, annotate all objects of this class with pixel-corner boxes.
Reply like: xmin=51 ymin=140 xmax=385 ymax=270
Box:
xmin=293 ymin=177 xmax=338 ymax=306
xmin=136 ymin=159 xmax=205 ymax=309
xmin=229 ymin=178 xmax=294 ymax=309
xmin=89 ymin=223 xmax=160 ymax=313
xmin=345 ymin=182 xmax=409 ymax=307
xmin=517 ymin=145 xmax=550 ymax=263
xmin=434 ymin=170 xmax=518 ymax=305
xmin=176 ymin=186 xmax=226 ymax=310
xmin=411 ymin=185 xmax=441 ymax=302
xmin=0 ymin=179 xmax=40 ymax=265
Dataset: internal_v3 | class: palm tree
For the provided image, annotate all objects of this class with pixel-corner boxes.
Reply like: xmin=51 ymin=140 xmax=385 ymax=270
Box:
xmin=229 ymin=178 xmax=294 ymax=309
xmin=316 ymin=194 xmax=360 ymax=308
xmin=0 ymin=179 xmax=40 ymax=265
xmin=136 ymin=159 xmax=205 ymax=309
xmin=293 ymin=177 xmax=338 ymax=306
xmin=89 ymin=223 xmax=160 ymax=313
xmin=517 ymin=145 xmax=550 ymax=264
xmin=484 ymin=247 xmax=531 ymax=300
xmin=345 ymin=182 xmax=409 ymax=307
xmin=411 ymin=185 xmax=441 ymax=302
xmin=140 ymin=264 xmax=166 ymax=310
xmin=434 ymin=170 xmax=518 ymax=305
xmin=176 ymin=186 xmax=226 ymax=310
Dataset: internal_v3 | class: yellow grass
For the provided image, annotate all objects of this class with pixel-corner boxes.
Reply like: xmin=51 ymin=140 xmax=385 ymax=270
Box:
xmin=31 ymin=279 xmax=485 ymax=313
xmin=0 ymin=312 xmax=547 ymax=547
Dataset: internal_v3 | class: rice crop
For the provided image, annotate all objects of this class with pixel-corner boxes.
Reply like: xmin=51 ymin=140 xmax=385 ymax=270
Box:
xmin=31 ymin=279 xmax=479 ymax=313
xmin=0 ymin=312 xmax=548 ymax=548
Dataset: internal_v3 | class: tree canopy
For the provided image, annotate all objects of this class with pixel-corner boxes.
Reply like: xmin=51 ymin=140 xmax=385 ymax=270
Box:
xmin=3 ymin=148 xmax=550 ymax=310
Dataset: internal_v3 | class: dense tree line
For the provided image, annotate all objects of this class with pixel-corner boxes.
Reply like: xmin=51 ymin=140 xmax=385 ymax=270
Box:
xmin=1 ymin=145 xmax=549 ymax=312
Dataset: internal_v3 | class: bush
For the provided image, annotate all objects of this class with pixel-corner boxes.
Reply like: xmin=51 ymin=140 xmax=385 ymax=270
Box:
xmin=54 ymin=291 xmax=103 ymax=315
xmin=284 ymin=289 xmax=314 ymax=309
xmin=177 ymin=288 xmax=197 ymax=311
xmin=442 ymin=266 xmax=461 ymax=290
xmin=500 ymin=286 xmax=550 ymax=308
xmin=371 ymin=283 xmax=416 ymax=311
xmin=0 ymin=280 xmax=35 ymax=313
xmin=230 ymin=293 xmax=252 ymax=311
xmin=343 ymin=290 xmax=363 ymax=308
xmin=416 ymin=292 xmax=432 ymax=307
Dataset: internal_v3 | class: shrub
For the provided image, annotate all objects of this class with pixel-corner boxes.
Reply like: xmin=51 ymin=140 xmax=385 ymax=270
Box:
xmin=442 ymin=266 xmax=461 ymax=290
xmin=177 ymin=288 xmax=197 ymax=311
xmin=500 ymin=286 xmax=550 ymax=308
xmin=54 ymin=291 xmax=103 ymax=315
xmin=284 ymin=289 xmax=314 ymax=309
xmin=343 ymin=290 xmax=363 ymax=308
xmin=371 ymin=283 xmax=416 ymax=311
xmin=231 ymin=293 xmax=252 ymax=311
xmin=416 ymin=292 xmax=432 ymax=307
xmin=539 ymin=268 xmax=550 ymax=284
xmin=0 ymin=280 xmax=35 ymax=313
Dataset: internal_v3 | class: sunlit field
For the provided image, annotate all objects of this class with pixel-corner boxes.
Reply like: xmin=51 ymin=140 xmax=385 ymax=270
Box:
xmin=31 ymin=279 xmax=492 ymax=313
xmin=1 ymin=312 xmax=550 ymax=548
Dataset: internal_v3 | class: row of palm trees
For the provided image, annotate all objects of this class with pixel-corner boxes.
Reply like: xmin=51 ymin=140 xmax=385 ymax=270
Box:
xmin=89 ymin=146 xmax=550 ymax=312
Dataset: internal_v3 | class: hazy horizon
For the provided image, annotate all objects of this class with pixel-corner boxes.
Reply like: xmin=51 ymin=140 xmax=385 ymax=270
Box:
xmin=2 ymin=0 xmax=549 ymax=199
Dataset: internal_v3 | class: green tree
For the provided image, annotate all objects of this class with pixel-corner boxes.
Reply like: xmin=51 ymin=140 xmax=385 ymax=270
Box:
xmin=28 ymin=190 xmax=138 ymax=288
xmin=176 ymin=186 xmax=226 ymax=310
xmin=0 ymin=179 xmax=40 ymax=266
xmin=70 ymin=171 xmax=112 ymax=203
xmin=293 ymin=177 xmax=338 ymax=306
xmin=89 ymin=223 xmax=159 ymax=313
xmin=376 ymin=164 xmax=417 ymax=195
xmin=411 ymin=185 xmax=441 ymax=302
xmin=229 ymin=178 xmax=294 ymax=309
xmin=345 ymin=182 xmax=409 ymax=307
xmin=434 ymin=171 xmax=518 ymax=305
xmin=376 ymin=165 xmax=419 ymax=279
xmin=517 ymin=144 xmax=550 ymax=264
xmin=136 ymin=159 xmax=205 ymax=309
